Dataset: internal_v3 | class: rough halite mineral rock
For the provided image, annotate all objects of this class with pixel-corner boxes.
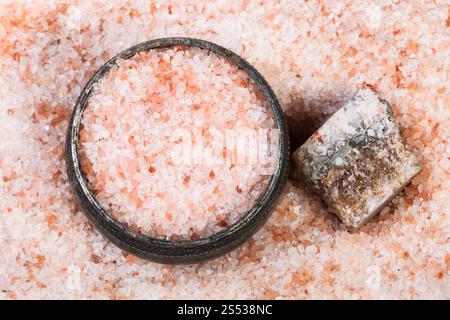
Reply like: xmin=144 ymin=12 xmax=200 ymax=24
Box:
xmin=292 ymin=88 xmax=421 ymax=231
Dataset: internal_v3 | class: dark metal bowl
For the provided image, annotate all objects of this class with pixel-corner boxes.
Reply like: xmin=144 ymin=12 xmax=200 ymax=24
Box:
xmin=65 ymin=37 xmax=290 ymax=264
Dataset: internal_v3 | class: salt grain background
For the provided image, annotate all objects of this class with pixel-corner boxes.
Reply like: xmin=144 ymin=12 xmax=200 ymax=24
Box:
xmin=0 ymin=0 xmax=448 ymax=299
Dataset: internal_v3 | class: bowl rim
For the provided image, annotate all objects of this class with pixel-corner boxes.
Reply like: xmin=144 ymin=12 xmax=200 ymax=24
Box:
xmin=65 ymin=37 xmax=290 ymax=264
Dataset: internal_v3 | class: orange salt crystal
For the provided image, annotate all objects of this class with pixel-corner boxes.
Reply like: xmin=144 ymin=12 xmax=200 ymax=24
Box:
xmin=119 ymin=71 xmax=128 ymax=81
xmin=165 ymin=212 xmax=173 ymax=221
xmin=36 ymin=102 xmax=51 ymax=118
xmin=155 ymin=192 xmax=165 ymax=199
xmin=187 ymin=85 xmax=201 ymax=94
xmin=133 ymin=196 xmax=143 ymax=208
xmin=265 ymin=12 xmax=276 ymax=21
xmin=49 ymin=107 xmax=70 ymax=126
xmin=129 ymin=9 xmax=140 ymax=18
xmin=160 ymin=113 xmax=170 ymax=122
xmin=128 ymin=135 xmax=137 ymax=146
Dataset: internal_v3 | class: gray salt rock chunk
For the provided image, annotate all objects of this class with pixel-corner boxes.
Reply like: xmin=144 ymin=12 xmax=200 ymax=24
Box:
xmin=292 ymin=88 xmax=421 ymax=231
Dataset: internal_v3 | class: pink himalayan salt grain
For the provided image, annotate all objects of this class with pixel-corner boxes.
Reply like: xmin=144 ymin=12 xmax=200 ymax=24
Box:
xmin=79 ymin=46 xmax=276 ymax=239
